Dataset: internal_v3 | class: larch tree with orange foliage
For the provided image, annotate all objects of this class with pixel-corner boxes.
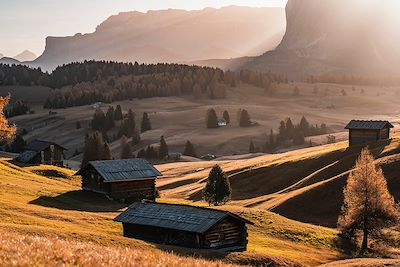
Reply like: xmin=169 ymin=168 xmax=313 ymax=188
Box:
xmin=0 ymin=96 xmax=16 ymax=141
xmin=338 ymin=148 xmax=398 ymax=254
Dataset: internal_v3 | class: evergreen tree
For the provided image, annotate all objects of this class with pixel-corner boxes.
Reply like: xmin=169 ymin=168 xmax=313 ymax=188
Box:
xmin=104 ymin=106 xmax=115 ymax=131
xmin=81 ymin=131 xmax=112 ymax=167
xmin=299 ymin=116 xmax=310 ymax=136
xmin=120 ymin=135 xmax=132 ymax=159
xmin=131 ymin=128 xmax=141 ymax=146
xmin=285 ymin=118 xmax=295 ymax=139
xmin=91 ymin=108 xmax=106 ymax=131
xmin=114 ymin=105 xmax=123 ymax=120
xmin=278 ymin=120 xmax=286 ymax=142
xmin=338 ymin=149 xmax=398 ymax=254
xmin=183 ymin=140 xmax=197 ymax=158
xmin=141 ymin=112 xmax=152 ymax=133
xmin=145 ymin=145 xmax=157 ymax=159
xmin=10 ymin=134 xmax=25 ymax=153
xmin=239 ymin=109 xmax=251 ymax=127
xmin=158 ymin=135 xmax=169 ymax=159
xmin=222 ymin=110 xmax=230 ymax=124
xmin=249 ymin=140 xmax=255 ymax=153
xmin=293 ymin=128 xmax=305 ymax=145
xmin=269 ymin=129 xmax=275 ymax=150
xmin=137 ymin=148 xmax=146 ymax=158
xmin=206 ymin=108 xmax=218 ymax=129
xmin=203 ymin=165 xmax=231 ymax=206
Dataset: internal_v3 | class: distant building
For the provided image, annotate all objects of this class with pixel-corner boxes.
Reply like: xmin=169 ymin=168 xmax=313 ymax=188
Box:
xmin=76 ymin=159 xmax=161 ymax=203
xmin=218 ymin=118 xmax=227 ymax=127
xmin=16 ymin=140 xmax=66 ymax=166
xmin=114 ymin=202 xmax=253 ymax=252
xmin=345 ymin=120 xmax=394 ymax=146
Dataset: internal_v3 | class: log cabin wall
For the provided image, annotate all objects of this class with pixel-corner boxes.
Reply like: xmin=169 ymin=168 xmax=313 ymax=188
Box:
xmin=109 ymin=179 xmax=155 ymax=202
xmin=349 ymin=129 xmax=379 ymax=145
xmin=202 ymin=217 xmax=246 ymax=250
xmin=40 ymin=147 xmax=64 ymax=164
xmin=123 ymin=224 xmax=199 ymax=248
xmin=82 ymin=169 xmax=108 ymax=194
xmin=380 ymin=128 xmax=389 ymax=139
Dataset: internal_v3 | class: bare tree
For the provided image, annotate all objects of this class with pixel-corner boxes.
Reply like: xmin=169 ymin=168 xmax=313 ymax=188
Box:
xmin=338 ymin=148 xmax=398 ymax=254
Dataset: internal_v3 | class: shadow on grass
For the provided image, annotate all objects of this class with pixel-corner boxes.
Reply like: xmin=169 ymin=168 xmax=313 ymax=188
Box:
xmin=29 ymin=190 xmax=126 ymax=212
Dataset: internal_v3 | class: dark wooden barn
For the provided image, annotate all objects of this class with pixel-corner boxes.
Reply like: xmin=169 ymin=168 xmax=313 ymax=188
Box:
xmin=16 ymin=140 xmax=66 ymax=166
xmin=114 ymin=202 xmax=253 ymax=252
xmin=76 ymin=159 xmax=161 ymax=203
xmin=345 ymin=120 xmax=394 ymax=146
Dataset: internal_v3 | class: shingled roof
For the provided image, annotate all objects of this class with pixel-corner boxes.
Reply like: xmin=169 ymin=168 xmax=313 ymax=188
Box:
xmin=76 ymin=159 xmax=162 ymax=182
xmin=114 ymin=202 xmax=252 ymax=234
xmin=26 ymin=140 xmax=67 ymax=152
xmin=345 ymin=120 xmax=394 ymax=130
xmin=16 ymin=150 xmax=39 ymax=163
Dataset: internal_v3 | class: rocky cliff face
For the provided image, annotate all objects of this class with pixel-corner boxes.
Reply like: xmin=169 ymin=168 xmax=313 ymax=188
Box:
xmin=32 ymin=6 xmax=285 ymax=71
xmin=243 ymin=0 xmax=400 ymax=78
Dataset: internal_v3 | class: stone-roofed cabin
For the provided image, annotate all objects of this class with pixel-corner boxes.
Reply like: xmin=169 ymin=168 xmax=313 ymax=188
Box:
xmin=76 ymin=159 xmax=161 ymax=203
xmin=16 ymin=140 xmax=66 ymax=166
xmin=114 ymin=202 xmax=253 ymax=252
xmin=345 ymin=120 xmax=394 ymax=146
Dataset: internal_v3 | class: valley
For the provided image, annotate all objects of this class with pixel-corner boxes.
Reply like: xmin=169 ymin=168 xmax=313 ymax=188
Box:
xmin=8 ymin=81 xmax=400 ymax=166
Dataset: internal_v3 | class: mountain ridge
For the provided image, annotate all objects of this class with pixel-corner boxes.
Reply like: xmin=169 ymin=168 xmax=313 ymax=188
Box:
xmin=31 ymin=6 xmax=285 ymax=71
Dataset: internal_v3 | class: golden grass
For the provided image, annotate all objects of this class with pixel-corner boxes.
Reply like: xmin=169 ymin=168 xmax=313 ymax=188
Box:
xmin=0 ymin=230 xmax=236 ymax=267
xmin=0 ymin=158 xmax=350 ymax=266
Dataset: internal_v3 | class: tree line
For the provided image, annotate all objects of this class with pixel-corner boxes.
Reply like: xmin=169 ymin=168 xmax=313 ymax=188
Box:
xmin=248 ymin=116 xmax=329 ymax=153
xmin=307 ymin=73 xmax=400 ymax=87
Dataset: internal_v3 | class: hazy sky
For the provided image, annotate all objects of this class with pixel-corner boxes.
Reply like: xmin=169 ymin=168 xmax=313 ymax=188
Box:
xmin=0 ymin=0 xmax=287 ymax=57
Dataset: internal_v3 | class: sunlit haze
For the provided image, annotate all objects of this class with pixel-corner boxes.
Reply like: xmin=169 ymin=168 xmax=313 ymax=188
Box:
xmin=0 ymin=0 xmax=287 ymax=57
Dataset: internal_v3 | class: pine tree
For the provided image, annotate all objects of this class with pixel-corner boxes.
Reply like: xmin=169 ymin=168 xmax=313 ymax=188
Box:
xmin=338 ymin=149 xmax=398 ymax=254
xmin=223 ymin=110 xmax=230 ymax=124
xmin=10 ymin=134 xmax=25 ymax=153
xmin=249 ymin=140 xmax=255 ymax=153
xmin=131 ymin=128 xmax=141 ymax=146
xmin=114 ymin=105 xmax=123 ymax=120
xmin=137 ymin=148 xmax=146 ymax=158
xmin=299 ymin=116 xmax=310 ymax=136
xmin=141 ymin=112 xmax=152 ymax=133
xmin=285 ymin=118 xmax=295 ymax=139
xmin=104 ymin=106 xmax=115 ymax=131
xmin=293 ymin=128 xmax=305 ymax=145
xmin=81 ymin=131 xmax=112 ymax=167
xmin=206 ymin=108 xmax=218 ymax=129
xmin=158 ymin=135 xmax=169 ymax=159
xmin=120 ymin=135 xmax=132 ymax=159
xmin=278 ymin=120 xmax=286 ymax=142
xmin=239 ymin=109 xmax=251 ymax=127
xmin=91 ymin=108 xmax=106 ymax=131
xmin=183 ymin=140 xmax=197 ymax=157
xmin=203 ymin=165 xmax=231 ymax=206
xmin=269 ymin=129 xmax=275 ymax=150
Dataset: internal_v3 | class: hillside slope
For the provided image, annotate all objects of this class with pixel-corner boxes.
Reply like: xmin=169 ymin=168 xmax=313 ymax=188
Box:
xmin=158 ymin=138 xmax=400 ymax=227
xmin=0 ymin=158 xmax=348 ymax=266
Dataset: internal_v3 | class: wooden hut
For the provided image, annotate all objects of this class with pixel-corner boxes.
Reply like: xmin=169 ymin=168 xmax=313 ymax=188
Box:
xmin=16 ymin=140 xmax=66 ymax=166
xmin=345 ymin=120 xmax=394 ymax=146
xmin=76 ymin=159 xmax=161 ymax=203
xmin=114 ymin=202 xmax=253 ymax=252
